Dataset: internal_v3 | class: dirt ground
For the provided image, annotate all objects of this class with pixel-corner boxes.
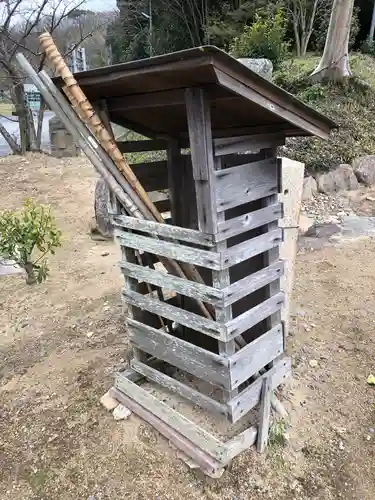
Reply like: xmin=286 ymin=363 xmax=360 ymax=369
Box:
xmin=0 ymin=153 xmax=374 ymax=500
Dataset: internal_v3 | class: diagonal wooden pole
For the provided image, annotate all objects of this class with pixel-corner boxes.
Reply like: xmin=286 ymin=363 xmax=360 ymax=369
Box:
xmin=39 ymin=31 xmax=163 ymax=224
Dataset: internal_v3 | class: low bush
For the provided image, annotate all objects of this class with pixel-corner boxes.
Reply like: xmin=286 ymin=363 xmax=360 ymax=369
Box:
xmin=274 ymin=54 xmax=375 ymax=173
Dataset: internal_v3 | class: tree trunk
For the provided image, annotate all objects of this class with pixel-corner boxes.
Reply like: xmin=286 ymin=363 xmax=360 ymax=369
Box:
xmin=14 ymin=84 xmax=31 ymax=154
xmin=369 ymin=0 xmax=375 ymax=41
xmin=24 ymin=262 xmax=37 ymax=285
xmin=311 ymin=0 xmax=354 ymax=82
xmin=0 ymin=120 xmax=21 ymax=154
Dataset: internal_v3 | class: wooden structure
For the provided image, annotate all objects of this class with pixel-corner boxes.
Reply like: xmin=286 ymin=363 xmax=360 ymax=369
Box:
xmin=55 ymin=47 xmax=335 ymax=475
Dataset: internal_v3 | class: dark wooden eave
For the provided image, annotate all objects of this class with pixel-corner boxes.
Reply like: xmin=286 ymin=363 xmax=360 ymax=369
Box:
xmin=53 ymin=46 xmax=336 ymax=141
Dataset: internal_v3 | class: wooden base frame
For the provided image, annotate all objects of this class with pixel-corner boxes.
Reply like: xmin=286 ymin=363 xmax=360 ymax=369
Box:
xmin=109 ymin=359 xmax=290 ymax=477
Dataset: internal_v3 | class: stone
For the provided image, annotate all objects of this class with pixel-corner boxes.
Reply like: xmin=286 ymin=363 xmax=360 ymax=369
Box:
xmin=299 ymin=214 xmax=314 ymax=235
xmin=113 ymin=403 xmax=132 ymax=420
xmin=86 ymin=331 xmax=94 ymax=338
xmin=302 ymin=176 xmax=318 ymax=201
xmin=309 ymin=359 xmax=318 ymax=368
xmin=353 ymin=155 xmax=375 ymax=186
xmin=100 ymin=391 xmax=119 ymax=411
xmin=91 ymin=178 xmax=114 ymax=241
xmin=317 ymin=165 xmax=359 ymax=194
xmin=237 ymin=58 xmax=273 ymax=80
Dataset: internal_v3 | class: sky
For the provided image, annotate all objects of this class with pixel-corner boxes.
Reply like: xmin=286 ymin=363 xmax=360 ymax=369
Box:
xmin=86 ymin=0 xmax=117 ymax=11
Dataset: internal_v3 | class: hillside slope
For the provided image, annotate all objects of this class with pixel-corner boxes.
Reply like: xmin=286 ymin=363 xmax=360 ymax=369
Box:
xmin=275 ymin=54 xmax=375 ymax=173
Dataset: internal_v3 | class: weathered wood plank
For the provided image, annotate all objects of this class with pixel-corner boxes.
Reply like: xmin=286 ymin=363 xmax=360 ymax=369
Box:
xmin=115 ymin=230 xmax=221 ymax=270
xmin=130 ymin=359 xmax=228 ymax=417
xmin=185 ymin=87 xmax=217 ymax=234
xmin=222 ymin=228 xmax=283 ymax=268
xmin=124 ymin=290 xmax=226 ymax=340
xmin=229 ymin=324 xmax=284 ymax=388
xmin=120 ymin=260 xmax=223 ymax=306
xmin=227 ymin=358 xmax=291 ymax=423
xmin=113 ymin=214 xmax=214 ymax=247
xmin=117 ymin=139 xmax=167 ymax=153
xmin=226 ymin=292 xmax=284 ymax=341
xmin=114 ymin=373 xmax=229 ymax=463
xmin=127 ymin=318 xmax=230 ymax=387
xmin=214 ymin=134 xmax=284 ymax=156
xmin=225 ymin=427 xmax=257 ymax=461
xmin=215 ymin=159 xmax=278 ymax=212
xmin=257 ymin=376 xmax=272 ymax=453
xmin=222 ymin=261 xmax=284 ymax=307
xmin=215 ymin=203 xmax=282 ymax=242
xmin=110 ymin=385 xmax=225 ymax=476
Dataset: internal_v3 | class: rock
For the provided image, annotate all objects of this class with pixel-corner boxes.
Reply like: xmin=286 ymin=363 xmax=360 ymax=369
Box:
xmin=237 ymin=58 xmax=273 ymax=80
xmin=302 ymin=176 xmax=318 ymax=201
xmin=86 ymin=331 xmax=94 ymax=338
xmin=353 ymin=155 xmax=375 ymax=186
xmin=309 ymin=359 xmax=318 ymax=368
xmin=299 ymin=214 xmax=314 ymax=235
xmin=101 ymin=251 xmax=109 ymax=257
xmin=100 ymin=391 xmax=119 ymax=411
xmin=91 ymin=178 xmax=114 ymax=240
xmin=113 ymin=403 xmax=132 ymax=420
xmin=317 ymin=165 xmax=359 ymax=194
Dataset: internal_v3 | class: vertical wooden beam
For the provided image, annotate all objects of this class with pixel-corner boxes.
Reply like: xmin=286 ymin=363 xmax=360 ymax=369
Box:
xmin=185 ymin=88 xmax=217 ymax=234
xmin=257 ymin=375 xmax=272 ymax=453
xmin=212 ymin=157 xmax=237 ymax=402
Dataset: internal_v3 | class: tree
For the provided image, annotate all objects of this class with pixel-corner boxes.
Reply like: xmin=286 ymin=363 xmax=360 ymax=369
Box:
xmin=286 ymin=0 xmax=328 ymax=57
xmin=311 ymin=0 xmax=355 ymax=81
xmin=0 ymin=0 xmax=107 ymax=155
xmin=0 ymin=199 xmax=61 ymax=284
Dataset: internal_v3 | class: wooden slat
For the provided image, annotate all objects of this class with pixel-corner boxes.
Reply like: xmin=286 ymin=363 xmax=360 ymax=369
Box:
xmin=215 ymin=202 xmax=282 ymax=242
xmin=225 ymin=427 xmax=257 ymax=461
xmin=127 ymin=318 xmax=229 ymax=387
xmin=226 ymin=292 xmax=284 ymax=341
xmin=120 ymin=260 xmax=223 ymax=306
xmin=214 ymin=134 xmax=284 ymax=156
xmin=110 ymin=386 xmax=224 ymax=476
xmin=130 ymin=359 xmax=228 ymax=417
xmin=223 ymin=261 xmax=284 ymax=307
xmin=229 ymin=324 xmax=284 ymax=388
xmin=117 ymin=139 xmax=168 ymax=153
xmin=185 ymin=88 xmax=217 ymax=234
xmin=128 ymin=160 xmax=168 ymax=192
xmin=114 ymin=373 xmax=229 ymax=463
xmin=215 ymin=159 xmax=278 ymax=212
xmin=113 ymin=214 xmax=214 ymax=247
xmin=222 ymin=228 xmax=283 ymax=268
xmin=257 ymin=375 xmax=272 ymax=453
xmin=115 ymin=230 xmax=221 ymax=270
xmin=124 ymin=290 xmax=225 ymax=340
xmin=227 ymin=358 xmax=291 ymax=423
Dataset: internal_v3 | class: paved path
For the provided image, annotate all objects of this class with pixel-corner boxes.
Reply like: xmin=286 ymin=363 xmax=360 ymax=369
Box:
xmin=0 ymin=111 xmax=53 ymax=156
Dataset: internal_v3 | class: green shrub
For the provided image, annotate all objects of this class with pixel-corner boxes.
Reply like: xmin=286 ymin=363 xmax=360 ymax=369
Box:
xmin=274 ymin=54 xmax=375 ymax=173
xmin=0 ymin=199 xmax=61 ymax=284
xmin=229 ymin=7 xmax=290 ymax=68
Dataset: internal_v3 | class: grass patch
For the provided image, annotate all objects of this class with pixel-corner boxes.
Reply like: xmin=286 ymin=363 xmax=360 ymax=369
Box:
xmin=268 ymin=419 xmax=288 ymax=448
xmin=274 ymin=53 xmax=375 ymax=173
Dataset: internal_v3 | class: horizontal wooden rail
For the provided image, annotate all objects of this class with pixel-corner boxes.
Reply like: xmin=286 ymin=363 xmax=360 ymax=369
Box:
xmin=123 ymin=290 xmax=226 ymax=340
xmin=115 ymin=229 xmax=221 ymax=270
xmin=127 ymin=319 xmax=230 ymax=387
xmin=113 ymin=214 xmax=214 ymax=247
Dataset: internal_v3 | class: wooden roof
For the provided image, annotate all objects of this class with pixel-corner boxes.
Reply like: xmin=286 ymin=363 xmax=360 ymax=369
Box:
xmin=54 ymin=46 xmax=336 ymax=141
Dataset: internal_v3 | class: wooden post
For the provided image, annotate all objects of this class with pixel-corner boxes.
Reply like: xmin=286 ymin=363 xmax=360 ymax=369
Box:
xmin=185 ymin=88 xmax=217 ymax=234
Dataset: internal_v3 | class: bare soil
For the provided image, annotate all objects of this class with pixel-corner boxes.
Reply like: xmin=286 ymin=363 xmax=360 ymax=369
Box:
xmin=0 ymin=153 xmax=374 ymax=500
